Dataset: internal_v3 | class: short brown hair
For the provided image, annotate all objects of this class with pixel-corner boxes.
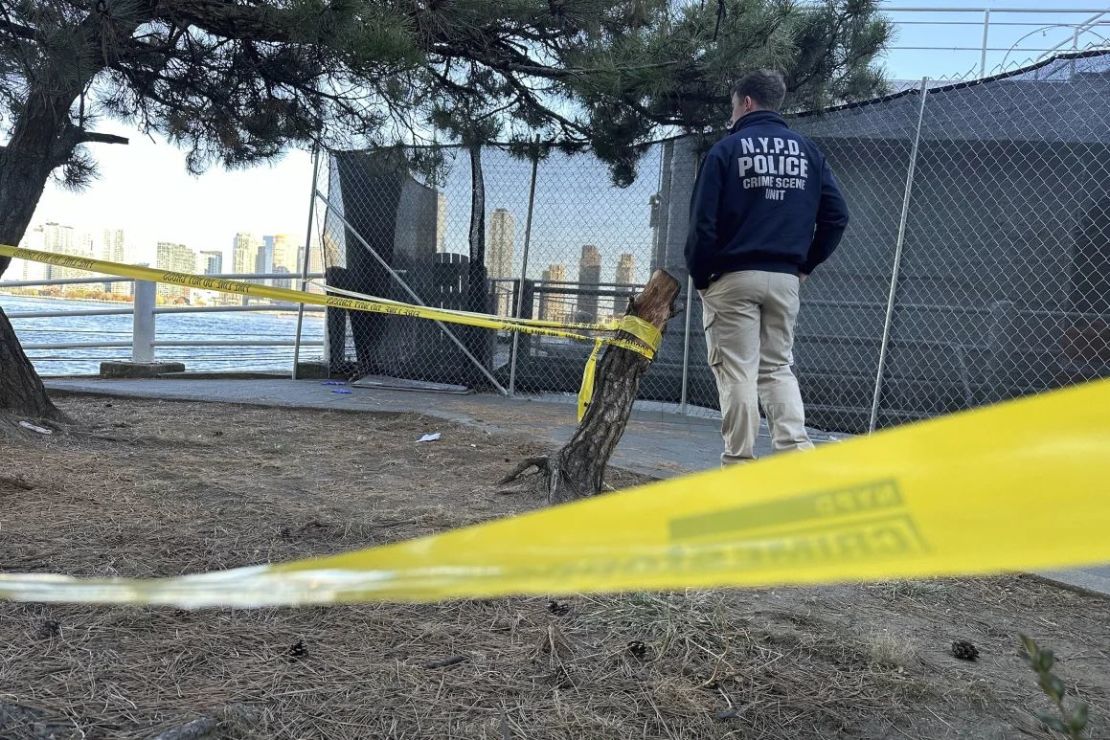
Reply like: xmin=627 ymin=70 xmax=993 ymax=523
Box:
xmin=732 ymin=70 xmax=787 ymax=111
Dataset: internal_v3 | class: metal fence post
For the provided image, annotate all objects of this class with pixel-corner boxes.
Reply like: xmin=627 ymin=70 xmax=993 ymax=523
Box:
xmin=509 ymin=140 xmax=540 ymax=396
xmin=979 ymin=9 xmax=991 ymax=77
xmin=679 ymin=275 xmax=694 ymax=413
xmin=132 ymin=280 xmax=156 ymax=363
xmin=292 ymin=144 xmax=321 ymax=379
xmin=679 ymin=156 xmax=700 ymax=415
xmin=869 ymin=77 xmax=930 ymax=433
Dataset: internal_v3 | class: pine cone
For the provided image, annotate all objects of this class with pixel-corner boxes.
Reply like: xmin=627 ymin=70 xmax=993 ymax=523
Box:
xmin=951 ymin=640 xmax=979 ymax=661
xmin=36 ymin=619 xmax=60 ymax=640
xmin=547 ymin=600 xmax=571 ymax=616
xmin=289 ymin=639 xmax=309 ymax=661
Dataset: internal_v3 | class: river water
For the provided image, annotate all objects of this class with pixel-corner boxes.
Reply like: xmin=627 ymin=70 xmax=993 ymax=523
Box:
xmin=2 ymin=294 xmax=326 ymax=376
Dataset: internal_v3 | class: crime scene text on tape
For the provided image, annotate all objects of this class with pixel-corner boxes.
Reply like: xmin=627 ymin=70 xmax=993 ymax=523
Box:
xmin=0 ymin=379 xmax=1106 ymax=607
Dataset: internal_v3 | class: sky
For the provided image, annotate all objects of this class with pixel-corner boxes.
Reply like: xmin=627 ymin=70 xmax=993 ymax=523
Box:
xmin=17 ymin=1 xmax=1110 ymax=275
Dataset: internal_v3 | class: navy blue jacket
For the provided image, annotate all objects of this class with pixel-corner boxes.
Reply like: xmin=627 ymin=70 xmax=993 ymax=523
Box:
xmin=684 ymin=111 xmax=850 ymax=290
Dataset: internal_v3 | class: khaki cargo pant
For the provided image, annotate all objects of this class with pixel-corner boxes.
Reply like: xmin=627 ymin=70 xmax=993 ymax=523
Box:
xmin=700 ymin=270 xmax=814 ymax=465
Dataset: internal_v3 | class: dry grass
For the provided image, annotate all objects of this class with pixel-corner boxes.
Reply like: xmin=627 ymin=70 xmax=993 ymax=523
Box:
xmin=0 ymin=396 xmax=1108 ymax=739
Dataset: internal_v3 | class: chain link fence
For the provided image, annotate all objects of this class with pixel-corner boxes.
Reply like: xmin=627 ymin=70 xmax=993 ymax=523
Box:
xmin=302 ymin=50 xmax=1110 ymax=434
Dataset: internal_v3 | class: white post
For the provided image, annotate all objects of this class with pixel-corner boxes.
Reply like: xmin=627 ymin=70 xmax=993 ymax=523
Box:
xmin=132 ymin=280 xmax=156 ymax=363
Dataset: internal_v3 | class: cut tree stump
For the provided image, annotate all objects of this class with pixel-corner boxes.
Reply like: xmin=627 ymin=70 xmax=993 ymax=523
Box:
xmin=502 ymin=269 xmax=681 ymax=504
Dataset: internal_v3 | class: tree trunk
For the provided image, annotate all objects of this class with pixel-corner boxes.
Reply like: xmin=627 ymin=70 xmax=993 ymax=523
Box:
xmin=0 ymin=90 xmax=85 ymax=420
xmin=503 ymin=269 xmax=681 ymax=503
xmin=0 ymin=307 xmax=62 ymax=421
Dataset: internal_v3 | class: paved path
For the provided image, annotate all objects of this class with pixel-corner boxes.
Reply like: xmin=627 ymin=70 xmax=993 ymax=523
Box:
xmin=45 ymin=377 xmax=842 ymax=478
xmin=44 ymin=377 xmax=1109 ymax=598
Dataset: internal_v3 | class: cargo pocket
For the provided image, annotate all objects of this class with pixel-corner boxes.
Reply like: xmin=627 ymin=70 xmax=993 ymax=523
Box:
xmin=702 ymin=302 xmax=723 ymax=368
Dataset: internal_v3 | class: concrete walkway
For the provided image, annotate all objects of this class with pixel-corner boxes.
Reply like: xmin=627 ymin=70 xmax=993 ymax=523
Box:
xmin=45 ymin=377 xmax=844 ymax=479
xmin=44 ymin=377 xmax=1110 ymax=598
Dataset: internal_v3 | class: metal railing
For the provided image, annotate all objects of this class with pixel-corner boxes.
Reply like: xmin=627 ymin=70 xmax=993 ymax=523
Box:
xmin=1 ymin=272 xmax=325 ymax=373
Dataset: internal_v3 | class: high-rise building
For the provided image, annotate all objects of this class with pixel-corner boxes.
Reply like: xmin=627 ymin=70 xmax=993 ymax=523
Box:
xmin=102 ymin=229 xmax=125 ymax=261
xmin=156 ymin=242 xmax=197 ymax=301
xmin=39 ymin=222 xmax=89 ymax=281
xmin=577 ymin=244 xmax=602 ymax=322
xmin=266 ymin=234 xmax=295 ymax=272
xmin=261 ymin=234 xmax=295 ymax=295
xmin=615 ymin=253 xmax=636 ymax=286
xmin=99 ymin=228 xmax=128 ymax=294
xmin=200 ymin=250 xmax=223 ymax=275
xmin=488 ymin=208 xmax=515 ymax=278
xmin=539 ymin=263 xmax=568 ymax=322
xmin=232 ymin=232 xmax=258 ymax=274
xmin=296 ymin=243 xmax=326 ymax=289
xmin=232 ymin=232 xmax=258 ymax=305
xmin=255 ymin=242 xmax=273 ymax=275
xmin=76 ymin=230 xmax=97 ymax=258
xmin=273 ymin=265 xmax=293 ymax=290
xmin=17 ymin=225 xmax=48 ymax=282
xmin=42 ymin=222 xmax=74 ymax=252
xmin=488 ymin=208 xmax=516 ymax=316
xmin=436 ymin=192 xmax=448 ymax=253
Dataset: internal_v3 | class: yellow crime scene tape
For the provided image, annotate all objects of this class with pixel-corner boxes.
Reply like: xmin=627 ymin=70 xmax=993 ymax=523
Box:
xmin=0 ymin=244 xmax=661 ymax=420
xmin=1 ymin=244 xmax=1108 ymax=607
xmin=0 ymin=379 xmax=1106 ymax=606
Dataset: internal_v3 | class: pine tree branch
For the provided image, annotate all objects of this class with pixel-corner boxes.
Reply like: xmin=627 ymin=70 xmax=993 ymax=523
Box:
xmin=154 ymin=0 xmax=304 ymax=44
xmin=0 ymin=18 xmax=36 ymax=42
xmin=77 ymin=130 xmax=129 ymax=145
xmin=52 ymin=124 xmax=129 ymax=165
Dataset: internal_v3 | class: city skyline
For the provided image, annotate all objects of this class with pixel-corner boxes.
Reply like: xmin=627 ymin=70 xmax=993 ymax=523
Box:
xmin=11 ymin=218 xmax=317 ymax=278
xmin=6 ymin=220 xmax=324 ymax=306
xmin=12 ymin=206 xmax=650 ymax=291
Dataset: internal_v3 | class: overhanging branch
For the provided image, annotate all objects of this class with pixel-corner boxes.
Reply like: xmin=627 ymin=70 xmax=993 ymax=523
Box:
xmin=79 ymin=131 xmax=130 ymax=145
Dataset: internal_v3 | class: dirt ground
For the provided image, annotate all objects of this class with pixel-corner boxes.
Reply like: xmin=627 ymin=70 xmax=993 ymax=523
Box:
xmin=0 ymin=396 xmax=1107 ymax=740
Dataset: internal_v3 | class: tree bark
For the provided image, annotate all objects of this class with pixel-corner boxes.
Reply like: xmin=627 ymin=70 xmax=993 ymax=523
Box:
xmin=503 ymin=269 xmax=681 ymax=503
xmin=0 ymin=87 xmax=87 ymax=420
xmin=0 ymin=307 xmax=63 ymax=421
